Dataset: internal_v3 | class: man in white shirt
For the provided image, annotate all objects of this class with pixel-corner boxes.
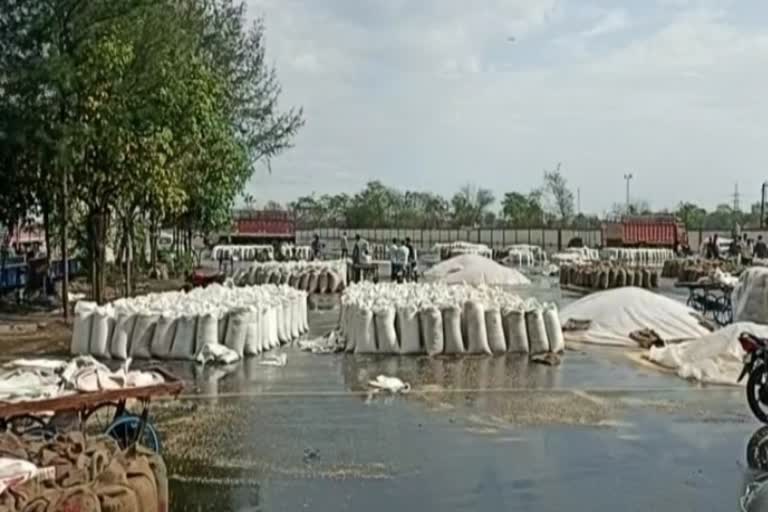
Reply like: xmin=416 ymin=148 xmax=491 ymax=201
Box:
xmin=389 ymin=238 xmax=401 ymax=280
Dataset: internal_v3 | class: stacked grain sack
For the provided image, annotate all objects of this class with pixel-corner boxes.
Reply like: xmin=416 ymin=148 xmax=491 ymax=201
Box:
xmin=233 ymin=259 xmax=347 ymax=294
xmin=0 ymin=432 xmax=167 ymax=512
xmin=70 ymin=284 xmax=308 ymax=362
xmin=212 ymin=244 xmax=275 ymax=262
xmin=338 ymin=282 xmax=564 ymax=356
xmin=602 ymin=248 xmax=674 ymax=266
xmin=434 ymin=242 xmax=493 ymax=260
xmin=560 ymin=263 xmax=659 ymax=290
xmin=662 ymin=258 xmax=738 ymax=282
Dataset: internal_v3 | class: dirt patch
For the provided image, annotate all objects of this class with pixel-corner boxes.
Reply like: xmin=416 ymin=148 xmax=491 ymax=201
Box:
xmin=0 ymin=315 xmax=71 ymax=358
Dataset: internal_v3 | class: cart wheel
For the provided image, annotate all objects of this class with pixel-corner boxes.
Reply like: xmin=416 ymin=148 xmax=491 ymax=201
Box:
xmin=105 ymin=415 xmax=161 ymax=453
xmin=714 ymin=297 xmax=733 ymax=326
xmin=83 ymin=402 xmax=123 ymax=435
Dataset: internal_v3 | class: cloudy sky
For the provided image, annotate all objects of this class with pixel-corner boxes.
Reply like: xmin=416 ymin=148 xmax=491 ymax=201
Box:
xmin=243 ymin=0 xmax=768 ymax=215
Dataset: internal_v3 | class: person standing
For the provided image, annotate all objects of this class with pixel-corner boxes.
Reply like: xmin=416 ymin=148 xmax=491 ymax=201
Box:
xmin=757 ymin=235 xmax=768 ymax=260
xmin=351 ymin=234 xmax=362 ymax=282
xmin=340 ymin=232 xmax=349 ymax=259
xmin=311 ymin=234 xmax=321 ymax=261
xmin=389 ymin=238 xmax=401 ymax=281
xmin=744 ymin=237 xmax=755 ymax=266
xmin=404 ymin=237 xmax=417 ymax=280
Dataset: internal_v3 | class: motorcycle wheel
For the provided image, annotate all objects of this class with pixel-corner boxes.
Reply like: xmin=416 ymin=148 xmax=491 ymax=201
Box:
xmin=747 ymin=426 xmax=768 ymax=470
xmin=747 ymin=364 xmax=768 ymax=423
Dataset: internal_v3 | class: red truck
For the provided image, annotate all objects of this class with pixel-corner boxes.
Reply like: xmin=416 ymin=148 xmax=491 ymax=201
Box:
xmin=219 ymin=209 xmax=296 ymax=245
xmin=602 ymin=215 xmax=688 ymax=249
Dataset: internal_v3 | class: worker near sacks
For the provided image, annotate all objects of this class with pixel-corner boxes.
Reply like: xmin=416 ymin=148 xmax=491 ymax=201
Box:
xmin=340 ymin=232 xmax=349 ymax=259
xmin=389 ymin=238 xmax=402 ymax=281
xmin=405 ymin=237 xmax=418 ymax=280
xmin=756 ymin=236 xmax=768 ymax=260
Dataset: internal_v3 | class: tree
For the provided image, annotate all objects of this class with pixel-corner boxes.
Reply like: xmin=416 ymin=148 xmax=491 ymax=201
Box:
xmin=501 ymin=191 xmax=544 ymax=227
xmin=676 ymin=202 xmax=707 ymax=229
xmin=451 ymin=184 xmax=495 ymax=227
xmin=542 ymin=164 xmax=574 ymax=225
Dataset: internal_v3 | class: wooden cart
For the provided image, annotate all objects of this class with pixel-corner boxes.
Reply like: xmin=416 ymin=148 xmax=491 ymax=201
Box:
xmin=0 ymin=371 xmax=184 ymax=453
xmin=676 ymin=281 xmax=734 ymax=326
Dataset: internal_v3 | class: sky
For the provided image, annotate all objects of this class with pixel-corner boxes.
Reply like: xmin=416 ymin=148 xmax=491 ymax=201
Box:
xmin=243 ymin=0 xmax=768 ymax=215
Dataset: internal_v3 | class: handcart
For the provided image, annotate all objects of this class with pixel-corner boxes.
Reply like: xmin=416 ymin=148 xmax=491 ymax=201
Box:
xmin=0 ymin=369 xmax=183 ymax=453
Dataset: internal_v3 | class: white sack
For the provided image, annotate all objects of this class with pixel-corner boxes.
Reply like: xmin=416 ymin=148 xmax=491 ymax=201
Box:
xmin=354 ymin=307 xmax=377 ymax=353
xmin=544 ymin=306 xmax=565 ymax=353
xmin=485 ymin=307 xmax=506 ymax=354
xmin=225 ymin=309 xmax=249 ymax=356
xmin=130 ymin=314 xmax=157 ymax=359
xmin=196 ymin=313 xmax=219 ymax=350
xmin=374 ymin=307 xmax=399 ymax=354
xmin=245 ymin=311 xmax=261 ymax=356
xmin=420 ymin=306 xmax=444 ymax=356
xmin=268 ymin=306 xmax=279 ymax=349
xmin=318 ymin=272 xmax=329 ymax=294
xmin=345 ymin=305 xmax=358 ymax=352
xmin=464 ymin=301 xmax=491 ymax=354
xmin=290 ymin=299 xmax=300 ymax=340
xmin=90 ymin=308 xmax=114 ymax=359
xmin=71 ymin=302 xmax=96 ymax=355
xmin=151 ymin=315 xmax=177 ymax=359
xmin=308 ymin=273 xmax=319 ymax=294
xmin=171 ymin=315 xmax=197 ymax=360
xmin=110 ymin=314 xmax=136 ymax=360
xmin=218 ymin=314 xmax=229 ymax=346
xmin=526 ymin=309 xmax=549 ymax=354
xmin=503 ymin=309 xmax=529 ymax=353
xmin=442 ymin=305 xmax=466 ymax=354
xmin=397 ymin=306 xmax=422 ymax=354
xmin=328 ymin=272 xmax=341 ymax=293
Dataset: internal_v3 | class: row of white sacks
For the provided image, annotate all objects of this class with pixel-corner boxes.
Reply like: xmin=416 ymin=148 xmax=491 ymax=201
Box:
xmin=213 ymin=244 xmax=275 ymax=261
xmin=232 ymin=259 xmax=348 ymax=294
xmin=338 ymin=282 xmax=564 ymax=355
xmin=601 ymin=248 xmax=675 ymax=265
xmin=434 ymin=242 xmax=493 ymax=259
xmin=70 ymin=284 xmax=308 ymax=361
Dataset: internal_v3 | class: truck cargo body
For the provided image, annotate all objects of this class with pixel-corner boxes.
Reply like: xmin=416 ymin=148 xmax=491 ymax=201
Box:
xmin=602 ymin=216 xmax=687 ymax=249
xmin=220 ymin=210 xmax=296 ymax=245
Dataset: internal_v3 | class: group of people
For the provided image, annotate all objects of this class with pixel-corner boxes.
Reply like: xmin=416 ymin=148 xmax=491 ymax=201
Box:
xmin=388 ymin=238 xmax=418 ymax=283
xmin=701 ymin=233 xmax=768 ymax=263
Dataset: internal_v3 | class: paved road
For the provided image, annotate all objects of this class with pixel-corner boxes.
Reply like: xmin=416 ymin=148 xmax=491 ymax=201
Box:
xmin=153 ymin=310 xmax=764 ymax=512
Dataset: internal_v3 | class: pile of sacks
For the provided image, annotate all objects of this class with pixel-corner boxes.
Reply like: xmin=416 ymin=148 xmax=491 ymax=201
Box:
xmin=277 ymin=244 xmax=312 ymax=261
xmin=434 ymin=242 xmax=493 ymax=260
xmin=339 ymin=282 xmax=564 ymax=355
xmin=601 ymin=248 xmax=675 ymax=266
xmin=212 ymin=244 xmax=274 ymax=262
xmin=0 ymin=432 xmax=167 ymax=512
xmin=232 ymin=260 xmax=347 ymax=294
xmin=501 ymin=245 xmax=548 ymax=267
xmin=661 ymin=258 xmax=738 ymax=282
xmin=70 ymin=284 xmax=308 ymax=362
xmin=560 ymin=263 xmax=659 ymax=290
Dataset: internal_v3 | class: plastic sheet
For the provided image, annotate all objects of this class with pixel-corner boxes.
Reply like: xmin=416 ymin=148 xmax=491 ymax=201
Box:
xmin=423 ymin=254 xmax=530 ymax=286
xmin=733 ymin=267 xmax=768 ymax=324
xmin=560 ymin=287 xmax=710 ymax=346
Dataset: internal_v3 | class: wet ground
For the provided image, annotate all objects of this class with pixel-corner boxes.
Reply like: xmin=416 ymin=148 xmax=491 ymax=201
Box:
xmin=151 ymin=308 xmax=763 ymax=512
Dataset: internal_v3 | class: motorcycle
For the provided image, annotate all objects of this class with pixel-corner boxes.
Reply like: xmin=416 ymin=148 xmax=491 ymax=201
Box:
xmin=739 ymin=332 xmax=768 ymax=423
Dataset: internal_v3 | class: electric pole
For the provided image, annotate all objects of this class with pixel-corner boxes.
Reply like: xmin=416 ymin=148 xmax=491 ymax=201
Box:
xmin=623 ymin=173 xmax=633 ymax=210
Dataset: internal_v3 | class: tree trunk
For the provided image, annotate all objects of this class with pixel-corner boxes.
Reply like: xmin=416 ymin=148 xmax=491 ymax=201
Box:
xmin=149 ymin=210 xmax=158 ymax=272
xmin=41 ymin=196 xmax=52 ymax=266
xmin=90 ymin=209 xmax=109 ymax=304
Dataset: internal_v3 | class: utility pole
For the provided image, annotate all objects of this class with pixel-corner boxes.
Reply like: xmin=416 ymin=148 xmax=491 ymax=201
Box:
xmin=623 ymin=173 xmax=633 ymax=210
xmin=577 ymin=187 xmax=581 ymax=214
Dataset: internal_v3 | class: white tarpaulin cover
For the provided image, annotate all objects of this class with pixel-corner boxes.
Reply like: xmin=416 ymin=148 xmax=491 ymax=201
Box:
xmin=423 ymin=254 xmax=531 ymax=286
xmin=560 ymin=287 xmax=710 ymax=346
xmin=733 ymin=267 xmax=768 ymax=324
xmin=648 ymin=322 xmax=768 ymax=385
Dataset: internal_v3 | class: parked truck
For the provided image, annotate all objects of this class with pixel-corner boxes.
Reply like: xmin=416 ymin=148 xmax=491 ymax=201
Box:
xmin=218 ymin=209 xmax=296 ymax=245
xmin=602 ymin=215 xmax=688 ymax=249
